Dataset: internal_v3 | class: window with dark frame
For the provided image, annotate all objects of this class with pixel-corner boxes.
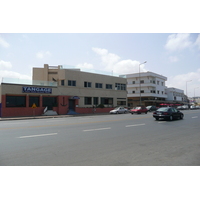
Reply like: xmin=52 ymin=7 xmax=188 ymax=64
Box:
xmin=101 ymin=97 xmax=113 ymax=105
xmin=93 ymin=97 xmax=98 ymax=105
xmin=84 ymin=81 xmax=92 ymax=88
xmin=42 ymin=97 xmax=57 ymax=109
xmin=6 ymin=95 xmax=26 ymax=107
xmin=29 ymin=96 xmax=40 ymax=107
xmin=106 ymin=84 xmax=112 ymax=89
xmin=61 ymin=80 xmax=65 ymax=86
xmin=95 ymin=83 xmax=103 ymax=88
xmin=68 ymin=80 xmax=76 ymax=86
xmin=115 ymin=83 xmax=126 ymax=90
xmin=84 ymin=97 xmax=92 ymax=105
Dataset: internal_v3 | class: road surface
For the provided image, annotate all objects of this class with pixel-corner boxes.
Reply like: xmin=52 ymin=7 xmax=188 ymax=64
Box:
xmin=0 ymin=110 xmax=200 ymax=165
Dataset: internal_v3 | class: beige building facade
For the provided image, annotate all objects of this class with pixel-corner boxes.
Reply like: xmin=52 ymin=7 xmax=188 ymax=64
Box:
xmin=33 ymin=64 xmax=127 ymax=108
xmin=0 ymin=64 xmax=127 ymax=117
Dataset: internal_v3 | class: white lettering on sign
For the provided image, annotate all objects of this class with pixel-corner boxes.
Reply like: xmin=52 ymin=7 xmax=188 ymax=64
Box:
xmin=22 ymin=87 xmax=52 ymax=94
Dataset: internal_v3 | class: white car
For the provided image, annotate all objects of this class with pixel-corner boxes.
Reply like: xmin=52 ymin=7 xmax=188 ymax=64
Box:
xmin=110 ymin=107 xmax=128 ymax=114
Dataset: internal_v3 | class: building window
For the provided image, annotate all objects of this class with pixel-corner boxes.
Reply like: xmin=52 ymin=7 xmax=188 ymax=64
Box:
xmin=43 ymin=97 xmax=57 ymax=109
xmin=141 ymin=90 xmax=144 ymax=93
xmin=117 ymin=101 xmax=126 ymax=106
xmin=132 ymin=91 xmax=135 ymax=93
xmin=29 ymin=96 xmax=40 ymax=107
xmin=84 ymin=81 xmax=92 ymax=88
xmin=6 ymin=95 xmax=26 ymax=107
xmin=95 ymin=83 xmax=103 ymax=88
xmin=157 ymin=90 xmax=160 ymax=94
xmin=140 ymin=80 xmax=144 ymax=84
xmin=84 ymin=97 xmax=92 ymax=105
xmin=150 ymin=80 xmax=156 ymax=84
xmin=106 ymin=84 xmax=112 ymax=89
xmin=161 ymin=82 xmax=164 ymax=86
xmin=157 ymin=81 xmax=160 ymax=85
xmin=101 ymin=98 xmax=113 ymax=105
xmin=115 ymin=83 xmax=126 ymax=90
xmin=93 ymin=97 xmax=98 ymax=105
xmin=68 ymin=80 xmax=76 ymax=86
xmin=61 ymin=80 xmax=65 ymax=86
xmin=132 ymin=81 xmax=135 ymax=84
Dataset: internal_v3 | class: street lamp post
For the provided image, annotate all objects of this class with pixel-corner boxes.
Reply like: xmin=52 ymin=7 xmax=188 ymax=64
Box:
xmin=194 ymin=87 xmax=199 ymax=102
xmin=186 ymin=80 xmax=192 ymax=97
xmin=139 ymin=61 xmax=147 ymax=106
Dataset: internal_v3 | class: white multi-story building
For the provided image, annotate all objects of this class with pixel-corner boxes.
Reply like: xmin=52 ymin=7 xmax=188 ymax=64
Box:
xmin=121 ymin=71 xmax=167 ymax=107
xmin=166 ymin=87 xmax=186 ymax=102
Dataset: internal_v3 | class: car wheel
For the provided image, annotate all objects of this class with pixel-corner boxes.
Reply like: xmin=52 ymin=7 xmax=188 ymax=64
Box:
xmin=169 ymin=115 xmax=173 ymax=121
xmin=116 ymin=111 xmax=119 ymax=114
xmin=180 ymin=114 xmax=183 ymax=119
xmin=145 ymin=112 xmax=147 ymax=114
xmin=155 ymin=117 xmax=159 ymax=121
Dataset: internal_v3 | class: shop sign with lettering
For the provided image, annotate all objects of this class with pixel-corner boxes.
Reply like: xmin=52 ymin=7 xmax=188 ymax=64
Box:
xmin=22 ymin=86 xmax=52 ymax=94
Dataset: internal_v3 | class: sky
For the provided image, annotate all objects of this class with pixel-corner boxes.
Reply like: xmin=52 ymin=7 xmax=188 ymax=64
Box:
xmin=1 ymin=0 xmax=200 ymax=98
xmin=1 ymin=33 xmax=200 ymax=97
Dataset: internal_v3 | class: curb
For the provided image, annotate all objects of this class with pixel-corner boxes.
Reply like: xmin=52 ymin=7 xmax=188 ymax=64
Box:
xmin=0 ymin=113 xmax=110 ymax=121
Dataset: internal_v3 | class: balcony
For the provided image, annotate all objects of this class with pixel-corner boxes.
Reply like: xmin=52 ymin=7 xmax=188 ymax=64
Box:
xmin=127 ymin=83 xmax=157 ymax=88
xmin=128 ymin=91 xmax=167 ymax=98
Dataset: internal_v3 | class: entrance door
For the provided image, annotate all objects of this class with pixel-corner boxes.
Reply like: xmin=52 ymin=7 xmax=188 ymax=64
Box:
xmin=68 ymin=99 xmax=75 ymax=111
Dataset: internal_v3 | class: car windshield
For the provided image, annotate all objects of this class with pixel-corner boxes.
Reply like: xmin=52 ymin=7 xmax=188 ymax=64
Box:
xmin=146 ymin=106 xmax=151 ymax=109
xmin=135 ymin=107 xmax=141 ymax=109
xmin=157 ymin=107 xmax=169 ymax=112
xmin=114 ymin=107 xmax=120 ymax=110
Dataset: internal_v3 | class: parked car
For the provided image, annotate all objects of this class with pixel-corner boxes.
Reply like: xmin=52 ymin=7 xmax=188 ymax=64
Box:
xmin=177 ymin=105 xmax=189 ymax=110
xmin=177 ymin=106 xmax=185 ymax=110
xmin=110 ymin=107 xmax=128 ymax=114
xmin=190 ymin=105 xmax=197 ymax=110
xmin=146 ymin=105 xmax=158 ymax=112
xmin=153 ymin=107 xmax=184 ymax=121
xmin=130 ymin=106 xmax=148 ymax=114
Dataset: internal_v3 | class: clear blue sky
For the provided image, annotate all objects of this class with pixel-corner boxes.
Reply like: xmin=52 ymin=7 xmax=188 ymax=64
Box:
xmin=1 ymin=1 xmax=200 ymax=97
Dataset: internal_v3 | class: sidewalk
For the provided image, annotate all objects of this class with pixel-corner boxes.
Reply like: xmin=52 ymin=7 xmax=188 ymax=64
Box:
xmin=0 ymin=112 xmax=110 ymax=121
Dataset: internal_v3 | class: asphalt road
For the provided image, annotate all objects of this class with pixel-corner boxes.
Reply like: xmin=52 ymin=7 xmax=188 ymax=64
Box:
xmin=1 ymin=110 xmax=200 ymax=166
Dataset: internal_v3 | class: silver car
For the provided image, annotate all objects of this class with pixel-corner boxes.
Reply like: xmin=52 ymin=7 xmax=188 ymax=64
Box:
xmin=110 ymin=107 xmax=128 ymax=114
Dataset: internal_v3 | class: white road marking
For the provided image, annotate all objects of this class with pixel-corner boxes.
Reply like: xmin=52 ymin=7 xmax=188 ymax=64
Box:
xmin=158 ymin=121 xmax=166 ymax=123
xmin=192 ymin=116 xmax=198 ymax=118
xmin=18 ymin=133 xmax=58 ymax=139
xmin=83 ymin=127 xmax=111 ymax=132
xmin=3 ymin=122 xmax=29 ymax=124
xmin=126 ymin=123 xmax=145 ymax=127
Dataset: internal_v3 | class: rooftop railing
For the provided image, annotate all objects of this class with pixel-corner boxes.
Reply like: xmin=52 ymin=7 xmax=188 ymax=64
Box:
xmin=1 ymin=77 xmax=58 ymax=86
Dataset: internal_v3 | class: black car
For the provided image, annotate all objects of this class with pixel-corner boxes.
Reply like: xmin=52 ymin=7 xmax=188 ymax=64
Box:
xmin=153 ymin=107 xmax=184 ymax=121
xmin=146 ymin=105 xmax=158 ymax=112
